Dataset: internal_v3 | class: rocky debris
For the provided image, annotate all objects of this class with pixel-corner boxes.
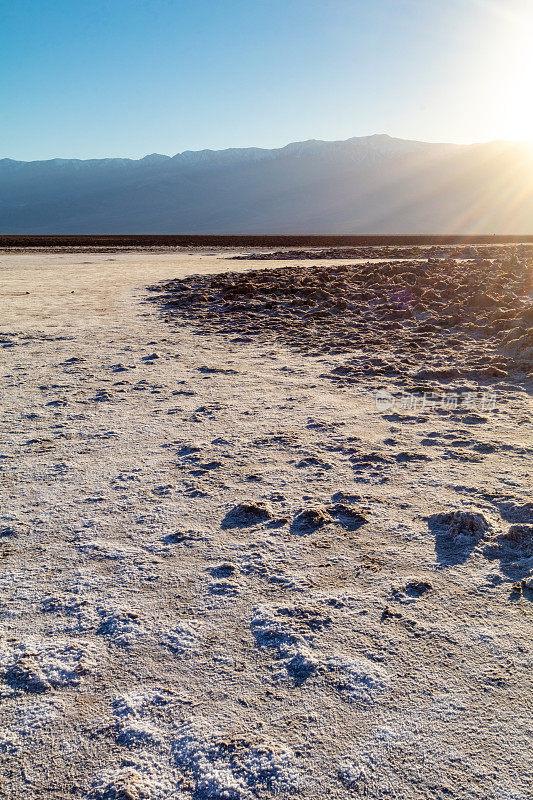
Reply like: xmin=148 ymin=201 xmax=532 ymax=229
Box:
xmin=221 ymin=500 xmax=273 ymax=529
xmin=151 ymin=253 xmax=533 ymax=379
xmin=232 ymin=244 xmax=533 ymax=262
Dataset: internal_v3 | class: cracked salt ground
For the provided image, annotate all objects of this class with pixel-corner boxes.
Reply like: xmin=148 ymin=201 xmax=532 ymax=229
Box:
xmin=0 ymin=248 xmax=532 ymax=799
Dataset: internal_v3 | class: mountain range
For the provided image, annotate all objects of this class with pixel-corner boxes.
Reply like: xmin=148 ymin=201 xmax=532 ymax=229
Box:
xmin=1 ymin=134 xmax=532 ymax=233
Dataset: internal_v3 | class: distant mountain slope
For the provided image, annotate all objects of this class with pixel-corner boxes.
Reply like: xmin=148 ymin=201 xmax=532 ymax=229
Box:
xmin=1 ymin=134 xmax=532 ymax=233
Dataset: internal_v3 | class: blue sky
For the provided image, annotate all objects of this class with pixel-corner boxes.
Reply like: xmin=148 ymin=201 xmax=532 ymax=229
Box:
xmin=1 ymin=0 xmax=532 ymax=160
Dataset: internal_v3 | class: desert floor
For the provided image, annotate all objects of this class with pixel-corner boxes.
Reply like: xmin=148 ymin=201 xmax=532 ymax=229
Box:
xmin=0 ymin=249 xmax=531 ymax=800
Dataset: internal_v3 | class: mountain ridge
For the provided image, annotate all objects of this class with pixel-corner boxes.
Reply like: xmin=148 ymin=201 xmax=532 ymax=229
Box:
xmin=0 ymin=134 xmax=458 ymax=166
xmin=1 ymin=135 xmax=532 ymax=234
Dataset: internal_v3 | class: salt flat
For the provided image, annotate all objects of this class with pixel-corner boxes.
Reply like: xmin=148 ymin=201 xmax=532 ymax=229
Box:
xmin=0 ymin=249 xmax=531 ymax=799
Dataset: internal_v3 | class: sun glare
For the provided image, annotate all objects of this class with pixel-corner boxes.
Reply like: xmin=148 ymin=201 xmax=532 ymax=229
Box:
xmin=491 ymin=1 xmax=533 ymax=143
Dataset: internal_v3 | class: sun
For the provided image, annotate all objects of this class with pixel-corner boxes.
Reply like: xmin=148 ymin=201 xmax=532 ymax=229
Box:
xmin=497 ymin=48 xmax=533 ymax=144
xmin=507 ymin=71 xmax=533 ymax=144
xmin=477 ymin=1 xmax=533 ymax=143
xmin=509 ymin=107 xmax=533 ymax=147
xmin=496 ymin=7 xmax=533 ymax=143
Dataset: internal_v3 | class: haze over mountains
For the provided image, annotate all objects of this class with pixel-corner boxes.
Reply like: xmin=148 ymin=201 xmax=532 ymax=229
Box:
xmin=1 ymin=134 xmax=532 ymax=234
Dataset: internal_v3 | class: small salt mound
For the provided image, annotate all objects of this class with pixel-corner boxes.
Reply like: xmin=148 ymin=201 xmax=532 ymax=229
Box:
xmin=113 ymin=689 xmax=173 ymax=720
xmin=0 ymin=731 xmax=21 ymax=754
xmin=250 ymin=604 xmax=389 ymax=700
xmin=324 ymin=656 xmax=391 ymax=704
xmin=41 ymin=593 xmax=100 ymax=633
xmin=0 ymin=638 xmax=96 ymax=693
xmin=497 ymin=499 xmax=533 ymax=524
xmin=291 ymin=505 xmax=333 ymax=533
xmin=251 ymin=604 xmax=321 ymax=686
xmin=111 ymin=690 xmax=172 ymax=755
xmin=428 ymin=510 xmax=490 ymax=541
xmin=250 ymin=603 xmax=330 ymax=652
xmin=116 ymin=721 xmax=164 ymax=748
xmin=17 ymin=700 xmax=59 ymax=730
xmin=390 ymin=578 xmax=433 ymax=603
xmin=522 ymin=573 xmax=533 ymax=590
xmin=88 ymin=756 xmax=175 ymax=800
xmin=251 ymin=604 xmax=305 ymax=652
xmin=172 ymin=718 xmax=300 ymax=798
xmin=221 ymin=500 xmax=273 ymax=529
xmin=0 ymin=516 xmax=29 ymax=537
xmin=97 ymin=607 xmax=147 ymax=647
xmin=497 ymin=524 xmax=533 ymax=557
xmin=77 ymin=537 xmax=144 ymax=561
xmin=161 ymin=620 xmax=203 ymax=655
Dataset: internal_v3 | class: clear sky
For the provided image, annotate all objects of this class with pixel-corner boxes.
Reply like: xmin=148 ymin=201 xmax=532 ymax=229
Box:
xmin=2 ymin=0 xmax=532 ymax=161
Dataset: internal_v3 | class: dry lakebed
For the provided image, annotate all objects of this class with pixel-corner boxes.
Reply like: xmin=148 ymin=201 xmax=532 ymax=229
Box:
xmin=0 ymin=245 xmax=532 ymax=799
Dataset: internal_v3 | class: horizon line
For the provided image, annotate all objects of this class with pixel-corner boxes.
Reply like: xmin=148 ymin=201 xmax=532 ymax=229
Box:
xmin=2 ymin=132 xmax=530 ymax=165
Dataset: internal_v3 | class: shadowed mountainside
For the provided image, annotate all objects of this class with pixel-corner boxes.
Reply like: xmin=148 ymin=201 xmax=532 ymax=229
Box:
xmin=1 ymin=134 xmax=532 ymax=233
